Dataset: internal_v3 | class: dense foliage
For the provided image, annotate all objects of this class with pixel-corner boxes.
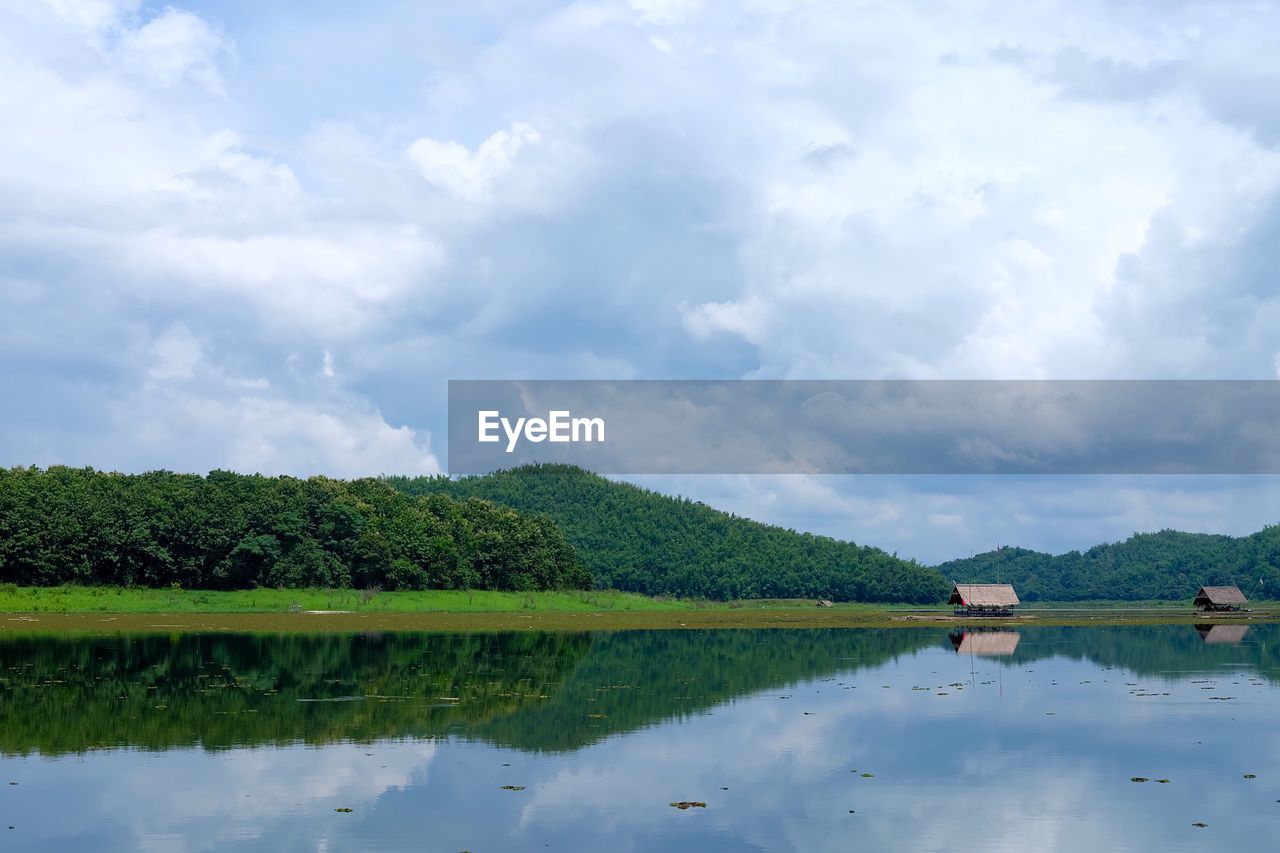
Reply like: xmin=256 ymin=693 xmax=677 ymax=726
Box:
xmin=938 ymin=527 xmax=1280 ymax=601
xmin=0 ymin=467 xmax=589 ymax=592
xmin=387 ymin=464 xmax=951 ymax=603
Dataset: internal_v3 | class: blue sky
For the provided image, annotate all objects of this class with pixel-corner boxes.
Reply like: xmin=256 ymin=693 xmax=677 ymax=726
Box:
xmin=3 ymin=0 xmax=1280 ymax=562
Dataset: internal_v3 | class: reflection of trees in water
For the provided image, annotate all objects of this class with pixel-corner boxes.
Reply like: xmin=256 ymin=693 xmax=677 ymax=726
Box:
xmin=0 ymin=632 xmax=592 ymax=756
xmin=3 ymin=625 xmax=1276 ymax=757
xmin=477 ymin=629 xmax=938 ymax=752
xmin=0 ymin=629 xmax=936 ymax=756
xmin=936 ymin=624 xmax=1280 ymax=681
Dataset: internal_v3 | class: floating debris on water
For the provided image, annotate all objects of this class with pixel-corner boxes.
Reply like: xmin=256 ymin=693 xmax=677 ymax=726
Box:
xmin=1131 ymin=777 xmax=1149 ymax=783
xmin=334 ymin=807 xmax=353 ymax=813
xmin=669 ymin=801 xmax=706 ymax=810
xmin=1192 ymin=822 xmax=1208 ymax=828
xmin=1156 ymin=779 xmax=1170 ymax=784
xmin=1244 ymin=774 xmax=1257 ymax=779
xmin=500 ymin=786 xmax=526 ymax=791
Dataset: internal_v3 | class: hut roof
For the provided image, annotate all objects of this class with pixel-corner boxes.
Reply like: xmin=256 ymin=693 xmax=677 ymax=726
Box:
xmin=950 ymin=631 xmax=1021 ymax=656
xmin=1196 ymin=624 xmax=1249 ymax=645
xmin=1193 ymin=585 xmax=1247 ymax=606
xmin=948 ymin=583 xmax=1020 ymax=607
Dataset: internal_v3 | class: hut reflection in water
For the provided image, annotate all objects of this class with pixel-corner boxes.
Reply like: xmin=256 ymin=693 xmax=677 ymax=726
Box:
xmin=949 ymin=631 xmax=1021 ymax=656
xmin=1195 ymin=624 xmax=1250 ymax=645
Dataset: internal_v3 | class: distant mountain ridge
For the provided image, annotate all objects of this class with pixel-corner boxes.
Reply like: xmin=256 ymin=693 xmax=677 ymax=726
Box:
xmin=387 ymin=465 xmax=951 ymax=603
xmin=937 ymin=528 xmax=1280 ymax=601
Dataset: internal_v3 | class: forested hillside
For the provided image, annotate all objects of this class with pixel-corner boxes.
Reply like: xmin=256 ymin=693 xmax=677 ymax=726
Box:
xmin=938 ymin=528 xmax=1280 ymax=601
xmin=387 ymin=464 xmax=951 ymax=603
xmin=0 ymin=467 xmax=589 ymax=592
xmin=9 ymin=464 xmax=1270 ymax=604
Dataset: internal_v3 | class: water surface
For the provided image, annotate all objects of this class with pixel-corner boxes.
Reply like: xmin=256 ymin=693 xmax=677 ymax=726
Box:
xmin=2 ymin=626 xmax=1278 ymax=851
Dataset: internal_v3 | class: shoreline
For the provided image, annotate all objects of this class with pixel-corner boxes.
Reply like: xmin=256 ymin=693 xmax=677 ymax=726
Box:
xmin=3 ymin=607 xmax=1277 ymax=634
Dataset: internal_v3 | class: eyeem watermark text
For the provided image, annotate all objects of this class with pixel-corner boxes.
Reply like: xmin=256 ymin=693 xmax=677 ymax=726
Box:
xmin=478 ymin=410 xmax=605 ymax=453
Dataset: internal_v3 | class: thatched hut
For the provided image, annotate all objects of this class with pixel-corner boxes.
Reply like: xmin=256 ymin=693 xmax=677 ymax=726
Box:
xmin=1192 ymin=585 xmax=1247 ymax=612
xmin=948 ymin=583 xmax=1019 ymax=616
xmin=949 ymin=630 xmax=1021 ymax=656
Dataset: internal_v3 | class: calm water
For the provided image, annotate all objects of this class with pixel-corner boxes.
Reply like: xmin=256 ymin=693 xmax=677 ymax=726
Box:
xmin=1 ymin=626 xmax=1278 ymax=851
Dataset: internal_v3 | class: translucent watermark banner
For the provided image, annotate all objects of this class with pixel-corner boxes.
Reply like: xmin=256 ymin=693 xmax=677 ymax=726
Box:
xmin=447 ymin=380 xmax=1280 ymax=475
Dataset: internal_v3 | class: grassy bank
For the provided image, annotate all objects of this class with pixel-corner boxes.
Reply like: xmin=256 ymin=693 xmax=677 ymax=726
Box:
xmin=0 ymin=584 xmax=734 ymax=614
xmin=0 ymin=585 xmax=1278 ymax=633
xmin=0 ymin=584 xmax=927 ymax=615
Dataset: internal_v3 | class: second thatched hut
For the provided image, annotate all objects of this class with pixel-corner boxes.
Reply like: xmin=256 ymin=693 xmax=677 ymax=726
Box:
xmin=1192 ymin=585 xmax=1247 ymax=612
xmin=948 ymin=583 xmax=1019 ymax=616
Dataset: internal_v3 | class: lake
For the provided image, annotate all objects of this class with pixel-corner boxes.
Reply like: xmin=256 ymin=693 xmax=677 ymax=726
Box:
xmin=1 ymin=625 xmax=1277 ymax=851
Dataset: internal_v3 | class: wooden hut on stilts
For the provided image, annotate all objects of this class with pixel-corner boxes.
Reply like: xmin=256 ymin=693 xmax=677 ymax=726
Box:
xmin=948 ymin=583 xmax=1019 ymax=617
xmin=1192 ymin=585 xmax=1247 ymax=613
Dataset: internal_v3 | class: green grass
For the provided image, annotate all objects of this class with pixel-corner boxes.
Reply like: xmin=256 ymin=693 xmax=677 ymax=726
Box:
xmin=5 ymin=585 xmax=1276 ymax=627
xmin=2 ymin=585 xmax=1279 ymax=633
xmin=0 ymin=585 xmax=910 ymax=614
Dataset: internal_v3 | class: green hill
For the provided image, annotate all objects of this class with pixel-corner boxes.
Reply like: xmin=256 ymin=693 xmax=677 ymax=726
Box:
xmin=937 ymin=527 xmax=1280 ymax=601
xmin=386 ymin=464 xmax=950 ymax=603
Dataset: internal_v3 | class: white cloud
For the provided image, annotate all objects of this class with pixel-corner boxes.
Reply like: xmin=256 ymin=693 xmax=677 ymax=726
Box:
xmin=627 ymin=0 xmax=702 ymax=26
xmin=123 ymin=227 xmax=441 ymax=336
xmin=118 ymin=7 xmax=229 ymax=93
xmin=119 ymin=388 xmax=441 ymax=478
xmin=149 ymin=323 xmax=203 ymax=380
xmin=41 ymin=0 xmax=139 ymax=31
xmin=407 ymin=122 xmax=542 ymax=203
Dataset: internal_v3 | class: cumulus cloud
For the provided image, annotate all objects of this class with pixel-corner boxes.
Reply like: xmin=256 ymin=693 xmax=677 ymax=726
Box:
xmin=118 ymin=7 xmax=229 ymax=93
xmin=41 ymin=0 xmax=138 ymax=31
xmin=117 ymin=389 xmax=441 ymax=478
xmin=149 ymin=322 xmax=203 ymax=380
xmin=408 ymin=122 xmax=542 ymax=202
xmin=627 ymin=0 xmax=702 ymax=26
xmin=1 ymin=1 xmax=446 ymax=478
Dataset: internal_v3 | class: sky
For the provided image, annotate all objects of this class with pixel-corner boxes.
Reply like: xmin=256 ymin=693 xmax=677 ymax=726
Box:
xmin=3 ymin=0 xmax=1280 ymax=562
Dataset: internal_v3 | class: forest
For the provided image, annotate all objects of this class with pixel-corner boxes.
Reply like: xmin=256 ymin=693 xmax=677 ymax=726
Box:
xmin=5 ymin=463 xmax=1278 ymax=604
xmin=387 ymin=464 xmax=952 ymax=603
xmin=0 ymin=467 xmax=589 ymax=592
xmin=939 ymin=527 xmax=1280 ymax=601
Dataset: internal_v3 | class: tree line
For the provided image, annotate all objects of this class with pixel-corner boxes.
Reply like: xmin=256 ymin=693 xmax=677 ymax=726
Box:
xmin=0 ymin=466 xmax=589 ymax=592
xmin=387 ymin=464 xmax=952 ymax=603
xmin=938 ymin=527 xmax=1280 ymax=601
